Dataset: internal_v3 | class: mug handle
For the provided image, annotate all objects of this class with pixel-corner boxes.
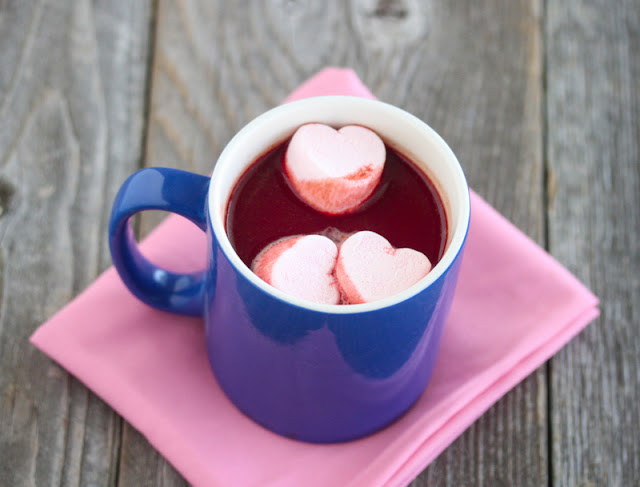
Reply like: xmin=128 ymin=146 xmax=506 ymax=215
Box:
xmin=108 ymin=167 xmax=210 ymax=316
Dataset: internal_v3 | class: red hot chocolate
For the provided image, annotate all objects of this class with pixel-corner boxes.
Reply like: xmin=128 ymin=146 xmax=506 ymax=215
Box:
xmin=225 ymin=134 xmax=448 ymax=285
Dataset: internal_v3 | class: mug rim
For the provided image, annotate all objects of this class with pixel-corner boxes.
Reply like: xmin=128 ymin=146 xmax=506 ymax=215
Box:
xmin=209 ymin=96 xmax=470 ymax=314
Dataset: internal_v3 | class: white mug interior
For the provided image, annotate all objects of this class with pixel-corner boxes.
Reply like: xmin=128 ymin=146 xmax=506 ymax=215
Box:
xmin=208 ymin=96 xmax=470 ymax=314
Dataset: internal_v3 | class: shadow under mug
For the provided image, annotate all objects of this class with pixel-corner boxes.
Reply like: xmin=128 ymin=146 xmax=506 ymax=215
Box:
xmin=109 ymin=96 xmax=470 ymax=443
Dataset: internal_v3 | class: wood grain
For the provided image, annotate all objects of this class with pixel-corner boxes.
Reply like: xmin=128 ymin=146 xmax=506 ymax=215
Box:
xmin=4 ymin=0 xmax=634 ymax=484
xmin=133 ymin=0 xmax=547 ymax=485
xmin=406 ymin=1 xmax=548 ymax=483
xmin=0 ymin=1 xmax=153 ymax=486
xmin=546 ymin=0 xmax=640 ymax=485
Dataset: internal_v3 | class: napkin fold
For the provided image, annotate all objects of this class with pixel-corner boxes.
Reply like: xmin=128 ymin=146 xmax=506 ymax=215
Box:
xmin=30 ymin=68 xmax=599 ymax=487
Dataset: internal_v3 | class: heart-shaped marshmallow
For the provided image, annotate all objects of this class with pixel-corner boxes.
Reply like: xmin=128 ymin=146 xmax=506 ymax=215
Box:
xmin=284 ymin=124 xmax=386 ymax=214
xmin=252 ymin=234 xmax=340 ymax=305
xmin=335 ymin=231 xmax=432 ymax=304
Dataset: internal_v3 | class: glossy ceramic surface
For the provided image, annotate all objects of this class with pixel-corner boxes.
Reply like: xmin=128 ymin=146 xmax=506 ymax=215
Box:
xmin=109 ymin=97 xmax=470 ymax=442
xmin=205 ymin=233 xmax=464 ymax=442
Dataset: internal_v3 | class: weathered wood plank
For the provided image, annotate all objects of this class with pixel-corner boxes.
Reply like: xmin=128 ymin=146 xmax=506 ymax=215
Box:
xmin=405 ymin=0 xmax=547 ymax=484
xmin=412 ymin=373 xmax=548 ymax=487
xmin=131 ymin=1 xmax=547 ymax=485
xmin=546 ymin=0 xmax=640 ymax=485
xmin=117 ymin=426 xmax=189 ymax=487
xmin=0 ymin=1 xmax=153 ymax=486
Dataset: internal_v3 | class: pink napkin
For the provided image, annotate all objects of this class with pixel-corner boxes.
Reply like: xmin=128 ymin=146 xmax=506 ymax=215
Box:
xmin=31 ymin=68 xmax=599 ymax=487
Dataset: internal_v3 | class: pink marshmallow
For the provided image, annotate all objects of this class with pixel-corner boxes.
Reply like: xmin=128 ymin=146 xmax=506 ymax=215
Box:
xmin=284 ymin=124 xmax=386 ymax=215
xmin=251 ymin=234 xmax=340 ymax=305
xmin=335 ymin=231 xmax=432 ymax=304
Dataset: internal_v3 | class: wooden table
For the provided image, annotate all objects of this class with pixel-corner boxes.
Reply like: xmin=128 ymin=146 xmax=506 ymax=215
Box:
xmin=1 ymin=1 xmax=638 ymax=485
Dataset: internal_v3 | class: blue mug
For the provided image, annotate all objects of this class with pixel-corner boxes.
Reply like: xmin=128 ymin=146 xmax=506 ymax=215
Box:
xmin=109 ymin=96 xmax=470 ymax=443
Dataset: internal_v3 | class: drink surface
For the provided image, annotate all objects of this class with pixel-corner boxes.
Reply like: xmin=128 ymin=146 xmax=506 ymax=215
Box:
xmin=226 ymin=139 xmax=448 ymax=269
